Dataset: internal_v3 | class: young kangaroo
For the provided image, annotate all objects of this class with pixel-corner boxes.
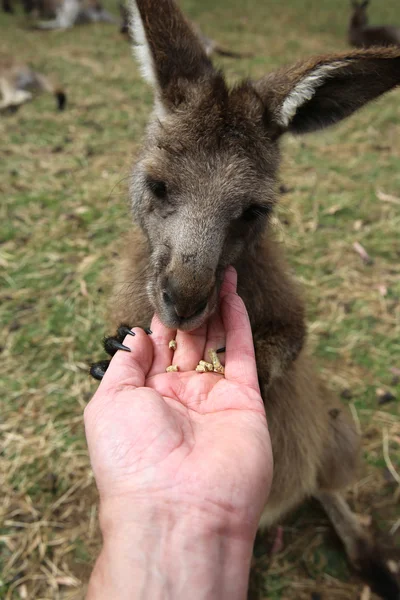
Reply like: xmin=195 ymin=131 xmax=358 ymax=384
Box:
xmin=90 ymin=0 xmax=400 ymax=596
xmin=0 ymin=55 xmax=66 ymax=111
xmin=349 ymin=0 xmax=400 ymax=48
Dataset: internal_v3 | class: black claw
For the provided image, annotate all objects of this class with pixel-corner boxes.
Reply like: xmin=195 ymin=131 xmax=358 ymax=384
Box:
xmin=117 ymin=324 xmax=135 ymax=339
xmin=104 ymin=337 xmax=131 ymax=356
xmin=114 ymin=340 xmax=131 ymax=352
xmin=90 ymin=360 xmax=110 ymax=380
xmin=216 ymin=347 xmax=226 ymax=354
xmin=90 ymin=323 xmax=151 ymax=381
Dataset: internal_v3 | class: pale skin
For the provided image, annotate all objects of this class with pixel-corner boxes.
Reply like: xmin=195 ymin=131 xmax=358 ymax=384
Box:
xmin=85 ymin=267 xmax=273 ymax=600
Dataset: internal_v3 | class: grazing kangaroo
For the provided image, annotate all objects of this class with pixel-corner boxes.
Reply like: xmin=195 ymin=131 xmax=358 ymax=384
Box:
xmin=27 ymin=0 xmax=117 ymax=29
xmin=0 ymin=55 xmax=66 ymax=111
xmin=90 ymin=0 xmax=400 ymax=596
xmin=119 ymin=1 xmax=252 ymax=59
xmin=349 ymin=0 xmax=400 ymax=48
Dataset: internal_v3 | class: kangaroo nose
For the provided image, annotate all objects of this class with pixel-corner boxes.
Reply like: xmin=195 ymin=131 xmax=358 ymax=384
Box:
xmin=174 ymin=299 xmax=208 ymax=320
xmin=162 ymin=282 xmax=208 ymax=320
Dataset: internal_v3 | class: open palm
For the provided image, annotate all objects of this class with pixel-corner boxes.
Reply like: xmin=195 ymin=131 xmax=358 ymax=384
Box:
xmin=85 ymin=268 xmax=273 ymax=532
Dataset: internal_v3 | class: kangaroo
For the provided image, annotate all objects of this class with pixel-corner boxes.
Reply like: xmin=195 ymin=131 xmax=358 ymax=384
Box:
xmin=349 ymin=0 xmax=400 ymax=48
xmin=0 ymin=55 xmax=66 ymax=111
xmin=28 ymin=0 xmax=117 ymax=29
xmin=1 ymin=0 xmax=55 ymax=16
xmin=2 ymin=0 xmax=14 ymax=12
xmin=120 ymin=1 xmax=252 ymax=59
xmin=90 ymin=0 xmax=400 ymax=597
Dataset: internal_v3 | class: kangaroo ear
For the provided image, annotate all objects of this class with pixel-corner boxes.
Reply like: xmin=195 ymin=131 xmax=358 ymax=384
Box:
xmin=254 ymin=48 xmax=400 ymax=135
xmin=130 ymin=0 xmax=214 ymax=109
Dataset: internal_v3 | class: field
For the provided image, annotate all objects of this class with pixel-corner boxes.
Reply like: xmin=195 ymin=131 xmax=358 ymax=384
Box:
xmin=1 ymin=0 xmax=399 ymax=598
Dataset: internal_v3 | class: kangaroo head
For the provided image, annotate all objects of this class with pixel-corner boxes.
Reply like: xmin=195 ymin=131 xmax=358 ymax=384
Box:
xmin=128 ymin=0 xmax=400 ymax=331
xmin=350 ymin=0 xmax=369 ymax=28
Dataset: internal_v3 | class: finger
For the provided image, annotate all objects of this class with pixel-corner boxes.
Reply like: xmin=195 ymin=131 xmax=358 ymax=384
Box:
xmin=220 ymin=265 xmax=237 ymax=298
xmin=221 ymin=291 xmax=260 ymax=392
xmin=204 ymin=310 xmax=226 ymax=365
xmin=172 ymin=322 xmax=207 ymax=371
xmin=99 ymin=327 xmax=153 ymax=391
xmin=147 ymin=314 xmax=176 ymax=377
xmin=204 ymin=267 xmax=237 ymax=362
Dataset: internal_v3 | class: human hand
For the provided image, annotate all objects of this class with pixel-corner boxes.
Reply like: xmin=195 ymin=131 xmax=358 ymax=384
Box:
xmin=84 ymin=266 xmax=272 ymax=539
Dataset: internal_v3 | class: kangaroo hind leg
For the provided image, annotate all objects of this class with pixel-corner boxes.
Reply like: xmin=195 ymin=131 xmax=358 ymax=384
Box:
xmin=315 ymin=406 xmax=399 ymax=599
xmin=316 ymin=491 xmax=399 ymax=600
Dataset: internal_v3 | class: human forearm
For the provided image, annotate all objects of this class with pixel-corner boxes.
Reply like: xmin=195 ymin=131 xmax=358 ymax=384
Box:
xmin=87 ymin=500 xmax=255 ymax=600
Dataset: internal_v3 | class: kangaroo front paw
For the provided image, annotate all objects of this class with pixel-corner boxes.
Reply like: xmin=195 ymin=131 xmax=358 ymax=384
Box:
xmin=103 ymin=324 xmax=135 ymax=356
xmin=90 ymin=359 xmax=111 ymax=380
xmin=89 ymin=324 xmax=152 ymax=380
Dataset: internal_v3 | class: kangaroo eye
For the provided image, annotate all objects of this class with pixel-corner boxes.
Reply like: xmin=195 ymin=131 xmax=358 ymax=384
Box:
xmin=241 ymin=204 xmax=272 ymax=222
xmin=148 ymin=179 xmax=167 ymax=199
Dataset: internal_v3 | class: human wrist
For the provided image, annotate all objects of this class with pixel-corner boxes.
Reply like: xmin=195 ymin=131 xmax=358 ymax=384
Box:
xmin=99 ymin=494 xmax=257 ymax=541
xmin=88 ymin=497 xmax=256 ymax=600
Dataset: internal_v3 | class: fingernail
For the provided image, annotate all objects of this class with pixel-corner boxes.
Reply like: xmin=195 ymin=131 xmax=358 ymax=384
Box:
xmin=216 ymin=347 xmax=226 ymax=354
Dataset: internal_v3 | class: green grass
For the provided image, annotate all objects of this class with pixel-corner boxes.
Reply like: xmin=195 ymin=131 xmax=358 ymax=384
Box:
xmin=1 ymin=0 xmax=399 ymax=598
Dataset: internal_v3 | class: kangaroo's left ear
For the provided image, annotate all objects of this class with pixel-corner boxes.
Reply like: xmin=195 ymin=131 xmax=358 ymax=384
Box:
xmin=254 ymin=48 xmax=400 ymax=135
xmin=129 ymin=0 xmax=214 ymax=110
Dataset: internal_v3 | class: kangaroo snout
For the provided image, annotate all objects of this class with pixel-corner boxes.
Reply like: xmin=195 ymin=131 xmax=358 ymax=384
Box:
xmin=162 ymin=279 xmax=208 ymax=319
xmin=159 ymin=270 xmax=217 ymax=330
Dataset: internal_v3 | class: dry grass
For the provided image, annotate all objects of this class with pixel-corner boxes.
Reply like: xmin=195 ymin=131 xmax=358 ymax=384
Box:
xmin=1 ymin=0 xmax=399 ymax=598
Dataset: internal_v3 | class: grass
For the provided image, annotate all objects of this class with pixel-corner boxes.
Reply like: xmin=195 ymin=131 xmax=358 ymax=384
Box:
xmin=1 ymin=0 xmax=399 ymax=598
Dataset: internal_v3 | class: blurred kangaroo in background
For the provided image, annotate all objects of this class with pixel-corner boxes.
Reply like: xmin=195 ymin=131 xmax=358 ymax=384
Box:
xmin=1 ymin=0 xmax=117 ymax=27
xmin=90 ymin=0 xmax=400 ymax=597
xmin=120 ymin=1 xmax=252 ymax=58
xmin=349 ymin=0 xmax=400 ymax=48
xmin=1 ymin=0 xmax=57 ymax=16
xmin=33 ymin=0 xmax=117 ymax=29
xmin=0 ymin=55 xmax=66 ymax=111
xmin=1 ymin=0 xmax=33 ymax=13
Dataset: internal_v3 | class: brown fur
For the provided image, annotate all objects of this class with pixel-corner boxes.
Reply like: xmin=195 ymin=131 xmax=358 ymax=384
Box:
xmin=349 ymin=0 xmax=400 ymax=48
xmin=105 ymin=1 xmax=400 ymax=596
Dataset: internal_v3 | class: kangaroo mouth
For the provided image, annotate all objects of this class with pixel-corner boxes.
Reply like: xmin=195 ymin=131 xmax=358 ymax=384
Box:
xmin=154 ymin=285 xmax=218 ymax=332
xmin=174 ymin=303 xmax=211 ymax=332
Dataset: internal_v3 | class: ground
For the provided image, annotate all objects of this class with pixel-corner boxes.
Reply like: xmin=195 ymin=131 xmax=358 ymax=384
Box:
xmin=0 ymin=0 xmax=399 ymax=598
